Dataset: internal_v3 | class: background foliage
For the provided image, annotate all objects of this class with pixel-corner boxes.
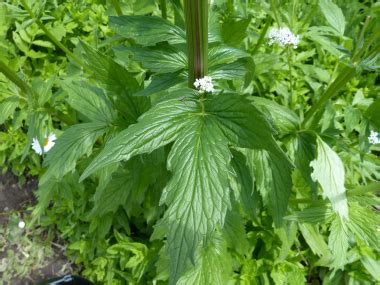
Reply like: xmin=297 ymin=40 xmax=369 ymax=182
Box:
xmin=1 ymin=0 xmax=379 ymax=284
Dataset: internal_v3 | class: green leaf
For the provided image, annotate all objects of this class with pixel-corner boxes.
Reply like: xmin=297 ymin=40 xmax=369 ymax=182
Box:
xmin=177 ymin=233 xmax=232 ymax=285
xmin=230 ymin=150 xmax=257 ymax=220
xmin=365 ymin=95 xmax=380 ymax=129
xmin=285 ymin=206 xmax=334 ymax=224
xmin=40 ymin=123 xmax=108 ymax=185
xmin=319 ymin=0 xmax=346 ymax=36
xmin=80 ymin=98 xmax=200 ymax=181
xmin=0 ymin=96 xmax=19 ymax=124
xmin=310 ymin=137 xmax=349 ymax=220
xmin=135 ymin=71 xmax=186 ymax=97
xmin=160 ymin=116 xmax=232 ymax=284
xmin=289 ymin=133 xmax=317 ymax=194
xmin=221 ymin=17 xmax=251 ymax=47
xmin=62 ymin=81 xmax=116 ymax=124
xmin=328 ymin=215 xmax=349 ymax=269
xmin=250 ymin=97 xmax=300 ymax=135
xmin=89 ymin=155 xmax=162 ymax=218
xmin=348 ymin=203 xmax=380 ymax=250
xmin=205 ymin=93 xmax=275 ymax=150
xmin=208 ymin=46 xmax=249 ymax=67
xmin=360 ymin=249 xmax=380 ymax=281
xmin=299 ymin=224 xmax=330 ymax=257
xmin=223 ymin=207 xmax=250 ymax=255
xmin=109 ymin=15 xmax=186 ymax=46
xmin=209 ymin=58 xmax=250 ymax=80
xmin=127 ymin=46 xmax=187 ymax=73
xmin=271 ymin=261 xmax=305 ymax=285
xmin=80 ymin=41 xmax=146 ymax=122
xmin=245 ymin=148 xmax=292 ymax=226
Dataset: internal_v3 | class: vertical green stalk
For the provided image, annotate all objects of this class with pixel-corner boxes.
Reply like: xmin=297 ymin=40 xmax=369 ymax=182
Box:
xmin=184 ymin=0 xmax=208 ymax=88
xmin=286 ymin=46 xmax=294 ymax=107
xmin=110 ymin=0 xmax=123 ymax=16
xmin=0 ymin=59 xmax=32 ymax=96
xmin=301 ymin=65 xmax=356 ymax=128
xmin=160 ymin=0 xmax=167 ymax=19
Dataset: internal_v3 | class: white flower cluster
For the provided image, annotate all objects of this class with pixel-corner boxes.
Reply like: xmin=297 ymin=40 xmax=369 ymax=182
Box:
xmin=31 ymin=133 xmax=56 ymax=155
xmin=268 ymin=27 xmax=300 ymax=49
xmin=194 ymin=76 xmax=214 ymax=93
xmin=368 ymin=130 xmax=380 ymax=144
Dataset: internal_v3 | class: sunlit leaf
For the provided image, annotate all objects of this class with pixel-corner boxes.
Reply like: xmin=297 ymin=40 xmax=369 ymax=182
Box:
xmin=310 ymin=137 xmax=349 ymax=220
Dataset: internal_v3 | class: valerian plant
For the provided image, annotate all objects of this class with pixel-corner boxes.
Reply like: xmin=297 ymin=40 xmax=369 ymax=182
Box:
xmin=1 ymin=0 xmax=380 ymax=284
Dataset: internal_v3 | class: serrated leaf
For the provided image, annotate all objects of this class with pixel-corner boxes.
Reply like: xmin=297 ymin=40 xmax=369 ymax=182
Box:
xmin=177 ymin=233 xmax=232 ymax=285
xmin=80 ymin=41 xmax=146 ymax=122
xmin=328 ymin=215 xmax=349 ymax=269
xmin=89 ymin=155 xmax=161 ymax=218
xmin=205 ymin=93 xmax=275 ymax=150
xmin=361 ymin=251 xmax=380 ymax=281
xmin=245 ymin=148 xmax=292 ymax=226
xmin=109 ymin=15 xmax=186 ymax=46
xmin=135 ymin=71 xmax=186 ymax=97
xmin=319 ymin=0 xmax=345 ymax=36
xmin=223 ymin=207 xmax=250 ymax=255
xmin=250 ymin=97 xmax=300 ymax=135
xmin=62 ymin=81 xmax=116 ymax=124
xmin=310 ymin=137 xmax=349 ymax=220
xmin=0 ymin=96 xmax=19 ymax=124
xmin=161 ymin=116 xmax=232 ymax=284
xmin=348 ymin=203 xmax=380 ymax=250
xmin=285 ymin=206 xmax=334 ymax=224
xmin=208 ymin=46 xmax=249 ymax=67
xmin=40 ymin=122 xmax=108 ymax=185
xmin=299 ymin=224 xmax=330 ymax=257
xmin=80 ymin=98 xmax=200 ymax=181
xmin=127 ymin=46 xmax=187 ymax=73
xmin=209 ymin=58 xmax=249 ymax=80
xmin=230 ymin=150 xmax=257 ymax=220
xmin=221 ymin=17 xmax=251 ymax=47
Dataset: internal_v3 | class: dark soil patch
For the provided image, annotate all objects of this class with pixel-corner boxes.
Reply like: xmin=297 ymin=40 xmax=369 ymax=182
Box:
xmin=0 ymin=172 xmax=37 ymax=225
xmin=0 ymin=172 xmax=73 ymax=284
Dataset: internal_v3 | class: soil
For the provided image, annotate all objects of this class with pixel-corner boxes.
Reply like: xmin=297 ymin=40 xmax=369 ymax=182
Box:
xmin=0 ymin=172 xmax=73 ymax=284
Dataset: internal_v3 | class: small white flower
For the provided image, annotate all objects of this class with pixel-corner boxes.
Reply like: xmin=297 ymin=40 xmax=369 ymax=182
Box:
xmin=18 ymin=221 xmax=25 ymax=229
xmin=31 ymin=133 xmax=57 ymax=155
xmin=368 ymin=130 xmax=380 ymax=144
xmin=194 ymin=76 xmax=214 ymax=93
xmin=268 ymin=27 xmax=300 ymax=49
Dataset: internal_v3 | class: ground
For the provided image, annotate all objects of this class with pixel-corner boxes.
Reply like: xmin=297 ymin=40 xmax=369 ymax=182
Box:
xmin=0 ymin=172 xmax=73 ymax=284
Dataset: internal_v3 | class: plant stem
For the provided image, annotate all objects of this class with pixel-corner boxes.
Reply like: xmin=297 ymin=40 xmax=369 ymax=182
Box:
xmin=286 ymin=46 xmax=294 ymax=107
xmin=301 ymin=65 xmax=356 ymax=128
xmin=110 ymin=0 xmax=123 ymax=16
xmin=0 ymin=59 xmax=32 ymax=96
xmin=19 ymin=0 xmax=85 ymax=69
xmin=184 ymin=0 xmax=208 ymax=87
xmin=251 ymin=17 xmax=271 ymax=55
xmin=160 ymin=0 xmax=167 ymax=19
